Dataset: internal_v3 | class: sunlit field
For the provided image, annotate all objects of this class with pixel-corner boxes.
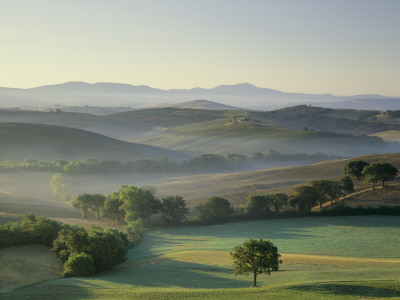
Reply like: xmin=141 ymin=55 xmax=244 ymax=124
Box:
xmin=3 ymin=216 xmax=400 ymax=299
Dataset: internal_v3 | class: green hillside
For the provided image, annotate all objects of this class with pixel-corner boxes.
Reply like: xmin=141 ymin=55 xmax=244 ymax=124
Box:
xmin=3 ymin=216 xmax=400 ymax=299
xmin=0 ymin=123 xmax=186 ymax=162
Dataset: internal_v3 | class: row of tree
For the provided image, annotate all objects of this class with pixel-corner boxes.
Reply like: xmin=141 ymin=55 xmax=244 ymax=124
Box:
xmin=344 ymin=160 xmax=398 ymax=189
xmin=0 ymin=151 xmax=339 ymax=174
xmin=73 ymin=186 xmax=189 ymax=226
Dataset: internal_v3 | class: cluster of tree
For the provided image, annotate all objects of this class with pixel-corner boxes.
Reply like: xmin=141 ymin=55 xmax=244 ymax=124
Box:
xmin=0 ymin=151 xmax=340 ymax=174
xmin=73 ymin=186 xmax=189 ymax=226
xmin=0 ymin=213 xmax=61 ymax=248
xmin=52 ymin=224 xmax=129 ymax=276
xmin=385 ymin=110 xmax=400 ymax=118
xmin=246 ymin=193 xmax=289 ymax=219
xmin=344 ymin=160 xmax=398 ymax=189
xmin=289 ymin=176 xmax=354 ymax=212
xmin=0 ymin=214 xmax=133 ymax=277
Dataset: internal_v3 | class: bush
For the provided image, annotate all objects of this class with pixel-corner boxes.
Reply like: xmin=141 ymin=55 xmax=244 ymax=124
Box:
xmin=64 ymin=252 xmax=95 ymax=277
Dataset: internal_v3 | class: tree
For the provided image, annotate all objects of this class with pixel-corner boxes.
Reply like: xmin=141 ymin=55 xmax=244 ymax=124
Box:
xmin=195 ymin=196 xmax=233 ymax=223
xmin=160 ymin=195 xmax=189 ymax=225
xmin=344 ymin=160 xmax=370 ymax=180
xmin=362 ymin=163 xmax=398 ymax=189
xmin=230 ymin=239 xmax=281 ymax=287
xmin=246 ymin=194 xmax=272 ymax=219
xmin=290 ymin=185 xmax=320 ymax=212
xmin=73 ymin=193 xmax=106 ymax=218
xmin=64 ymin=252 xmax=95 ymax=277
xmin=102 ymin=192 xmax=125 ymax=223
xmin=338 ymin=176 xmax=354 ymax=197
xmin=268 ymin=193 xmax=289 ymax=214
xmin=50 ymin=173 xmax=71 ymax=202
xmin=119 ymin=185 xmax=161 ymax=223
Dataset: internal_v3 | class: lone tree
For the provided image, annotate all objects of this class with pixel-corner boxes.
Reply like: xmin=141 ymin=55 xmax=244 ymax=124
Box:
xmin=344 ymin=160 xmax=370 ymax=180
xmin=230 ymin=239 xmax=281 ymax=287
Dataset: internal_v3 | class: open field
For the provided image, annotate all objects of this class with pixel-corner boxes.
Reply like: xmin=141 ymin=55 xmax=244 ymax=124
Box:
xmin=0 ymin=245 xmax=63 ymax=294
xmin=2 ymin=216 xmax=400 ymax=299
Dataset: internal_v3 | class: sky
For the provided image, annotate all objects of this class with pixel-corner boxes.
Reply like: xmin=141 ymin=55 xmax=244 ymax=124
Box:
xmin=1 ymin=0 xmax=400 ymax=96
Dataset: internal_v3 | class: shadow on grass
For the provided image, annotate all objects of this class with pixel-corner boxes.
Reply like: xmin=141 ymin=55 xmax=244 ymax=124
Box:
xmin=288 ymin=282 xmax=400 ymax=298
xmin=98 ymin=259 xmax=248 ymax=289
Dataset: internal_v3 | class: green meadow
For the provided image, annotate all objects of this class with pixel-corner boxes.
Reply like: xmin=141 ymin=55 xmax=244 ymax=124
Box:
xmin=3 ymin=215 xmax=400 ymax=299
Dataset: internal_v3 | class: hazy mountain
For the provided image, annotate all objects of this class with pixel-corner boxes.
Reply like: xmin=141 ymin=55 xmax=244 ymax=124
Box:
xmin=1 ymin=81 xmax=398 ymax=111
xmin=154 ymin=99 xmax=242 ymax=110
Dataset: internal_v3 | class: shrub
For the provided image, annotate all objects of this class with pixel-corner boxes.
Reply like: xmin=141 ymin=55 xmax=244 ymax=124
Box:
xmin=64 ymin=252 xmax=95 ymax=277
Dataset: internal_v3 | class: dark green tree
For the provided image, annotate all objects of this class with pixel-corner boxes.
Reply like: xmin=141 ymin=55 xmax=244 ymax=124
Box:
xmin=290 ymin=185 xmax=320 ymax=212
xmin=102 ymin=192 xmax=125 ymax=223
xmin=160 ymin=195 xmax=189 ymax=225
xmin=268 ymin=193 xmax=289 ymax=214
xmin=119 ymin=185 xmax=161 ymax=223
xmin=362 ymin=163 xmax=398 ymax=189
xmin=338 ymin=176 xmax=354 ymax=197
xmin=73 ymin=193 xmax=106 ymax=219
xmin=230 ymin=239 xmax=281 ymax=287
xmin=64 ymin=252 xmax=95 ymax=277
xmin=344 ymin=160 xmax=370 ymax=180
xmin=195 ymin=196 xmax=233 ymax=223
xmin=246 ymin=194 xmax=272 ymax=219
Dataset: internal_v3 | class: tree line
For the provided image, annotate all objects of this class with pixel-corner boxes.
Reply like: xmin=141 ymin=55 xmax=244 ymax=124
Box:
xmin=0 ymin=151 xmax=340 ymax=174
xmin=71 ymin=160 xmax=399 ymax=226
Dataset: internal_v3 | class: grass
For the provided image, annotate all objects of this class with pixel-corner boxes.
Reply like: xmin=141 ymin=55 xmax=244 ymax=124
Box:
xmin=2 ymin=216 xmax=400 ymax=299
xmin=0 ymin=245 xmax=63 ymax=293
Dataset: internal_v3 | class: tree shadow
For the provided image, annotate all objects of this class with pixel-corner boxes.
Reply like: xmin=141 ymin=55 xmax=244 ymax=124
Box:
xmin=76 ymin=258 xmax=248 ymax=289
xmin=288 ymin=282 xmax=400 ymax=298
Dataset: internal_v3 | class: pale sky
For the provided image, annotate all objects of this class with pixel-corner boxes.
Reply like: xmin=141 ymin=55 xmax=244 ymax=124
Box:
xmin=1 ymin=0 xmax=399 ymax=96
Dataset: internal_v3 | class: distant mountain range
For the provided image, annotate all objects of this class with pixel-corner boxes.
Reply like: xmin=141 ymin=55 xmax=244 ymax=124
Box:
xmin=0 ymin=81 xmax=399 ymax=111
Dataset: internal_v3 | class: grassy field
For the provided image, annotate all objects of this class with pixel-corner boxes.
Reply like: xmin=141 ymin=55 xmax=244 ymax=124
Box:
xmin=2 ymin=216 xmax=400 ymax=299
xmin=0 ymin=245 xmax=63 ymax=293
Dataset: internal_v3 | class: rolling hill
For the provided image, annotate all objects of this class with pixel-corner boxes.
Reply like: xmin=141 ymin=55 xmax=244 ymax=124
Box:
xmin=0 ymin=123 xmax=187 ymax=162
xmin=117 ymin=109 xmax=399 ymax=156
xmin=150 ymin=153 xmax=400 ymax=208
xmin=0 ymin=109 xmax=154 ymax=140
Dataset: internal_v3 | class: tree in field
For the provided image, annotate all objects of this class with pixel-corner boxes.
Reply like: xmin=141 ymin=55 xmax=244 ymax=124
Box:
xmin=119 ymin=185 xmax=161 ymax=223
xmin=73 ymin=193 xmax=106 ymax=219
xmin=195 ymin=196 xmax=233 ymax=223
xmin=309 ymin=179 xmax=342 ymax=206
xmin=290 ymin=185 xmax=320 ymax=212
xmin=230 ymin=239 xmax=281 ymax=287
xmin=246 ymin=194 xmax=272 ymax=219
xmin=344 ymin=160 xmax=370 ymax=180
xmin=102 ymin=192 xmax=125 ymax=223
xmin=362 ymin=163 xmax=398 ymax=189
xmin=268 ymin=193 xmax=289 ymax=215
xmin=338 ymin=176 xmax=354 ymax=197
xmin=160 ymin=195 xmax=189 ymax=225
xmin=50 ymin=173 xmax=71 ymax=202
